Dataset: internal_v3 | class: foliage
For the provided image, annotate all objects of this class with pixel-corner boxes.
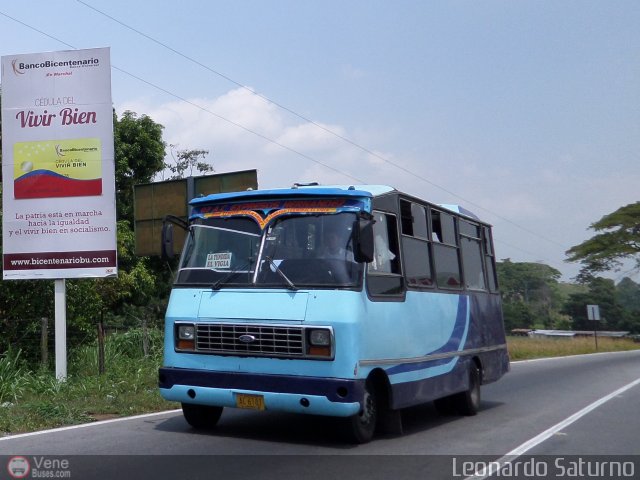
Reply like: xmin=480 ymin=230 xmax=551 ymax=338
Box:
xmin=497 ymin=259 xmax=640 ymax=334
xmin=497 ymin=259 xmax=562 ymax=302
xmin=0 ymin=90 xmax=2 ymax=166
xmin=0 ymin=329 xmax=173 ymax=435
xmin=616 ymin=277 xmax=640 ymax=311
xmin=561 ymin=277 xmax=628 ymax=331
xmin=0 ymin=349 xmax=28 ymax=403
xmin=566 ymin=202 xmax=640 ymax=281
xmin=507 ymin=336 xmax=640 ymax=361
xmin=501 ymin=301 xmax=535 ymax=331
xmin=496 ymin=260 xmax=563 ymax=329
xmin=165 ymin=145 xmax=214 ymax=179
xmin=0 ymin=281 xmax=54 ymax=363
xmin=70 ymin=327 xmax=163 ymax=376
xmin=114 ymin=110 xmax=166 ymax=226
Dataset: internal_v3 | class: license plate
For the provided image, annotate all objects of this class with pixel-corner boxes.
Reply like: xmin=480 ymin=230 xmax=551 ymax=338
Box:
xmin=235 ymin=393 xmax=265 ymax=410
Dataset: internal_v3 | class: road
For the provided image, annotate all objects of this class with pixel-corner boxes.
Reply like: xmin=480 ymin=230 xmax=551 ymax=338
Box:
xmin=1 ymin=350 xmax=639 ymax=479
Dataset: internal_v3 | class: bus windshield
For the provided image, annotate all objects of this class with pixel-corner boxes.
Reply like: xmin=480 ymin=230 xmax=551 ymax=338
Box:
xmin=175 ymin=212 xmax=363 ymax=289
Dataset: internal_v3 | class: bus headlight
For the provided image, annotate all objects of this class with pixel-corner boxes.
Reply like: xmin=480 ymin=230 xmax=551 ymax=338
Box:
xmin=176 ymin=324 xmax=195 ymax=351
xmin=307 ymin=328 xmax=333 ymax=358
xmin=309 ymin=329 xmax=331 ymax=346
xmin=178 ymin=325 xmax=195 ymax=340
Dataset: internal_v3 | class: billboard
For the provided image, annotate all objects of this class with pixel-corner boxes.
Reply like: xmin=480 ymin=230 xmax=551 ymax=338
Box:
xmin=1 ymin=47 xmax=117 ymax=279
xmin=133 ymin=169 xmax=258 ymax=256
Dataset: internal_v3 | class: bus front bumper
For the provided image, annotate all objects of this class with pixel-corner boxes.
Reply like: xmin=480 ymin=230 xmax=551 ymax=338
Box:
xmin=159 ymin=367 xmax=364 ymax=417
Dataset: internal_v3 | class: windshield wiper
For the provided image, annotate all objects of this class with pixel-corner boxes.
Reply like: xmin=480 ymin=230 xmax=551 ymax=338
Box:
xmin=211 ymin=260 xmax=253 ymax=290
xmin=264 ymin=256 xmax=298 ymax=291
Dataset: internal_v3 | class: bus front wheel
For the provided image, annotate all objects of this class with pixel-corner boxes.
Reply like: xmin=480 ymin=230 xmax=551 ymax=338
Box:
xmin=344 ymin=379 xmax=378 ymax=443
xmin=181 ymin=403 xmax=224 ymax=429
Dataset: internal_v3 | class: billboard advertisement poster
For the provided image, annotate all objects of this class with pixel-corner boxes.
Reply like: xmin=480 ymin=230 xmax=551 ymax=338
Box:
xmin=1 ymin=47 xmax=117 ymax=280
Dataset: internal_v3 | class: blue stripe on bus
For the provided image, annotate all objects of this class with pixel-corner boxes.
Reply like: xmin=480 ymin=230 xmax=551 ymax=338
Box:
xmin=385 ymin=295 xmax=469 ymax=375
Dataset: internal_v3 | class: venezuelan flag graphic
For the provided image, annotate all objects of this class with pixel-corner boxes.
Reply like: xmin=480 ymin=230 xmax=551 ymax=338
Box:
xmin=13 ymin=138 xmax=102 ymax=199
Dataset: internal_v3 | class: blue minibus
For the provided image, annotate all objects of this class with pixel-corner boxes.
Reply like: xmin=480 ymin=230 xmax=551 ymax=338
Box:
xmin=159 ymin=184 xmax=509 ymax=443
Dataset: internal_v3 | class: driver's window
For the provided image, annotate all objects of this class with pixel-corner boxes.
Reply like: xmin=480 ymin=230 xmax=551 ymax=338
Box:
xmin=366 ymin=211 xmax=403 ymax=297
xmin=370 ymin=212 xmax=400 ymax=274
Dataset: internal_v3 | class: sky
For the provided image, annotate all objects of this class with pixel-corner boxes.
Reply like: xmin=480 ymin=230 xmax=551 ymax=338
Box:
xmin=1 ymin=0 xmax=638 ymax=281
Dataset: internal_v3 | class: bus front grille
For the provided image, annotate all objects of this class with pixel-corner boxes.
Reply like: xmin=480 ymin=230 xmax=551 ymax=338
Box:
xmin=195 ymin=323 xmax=304 ymax=358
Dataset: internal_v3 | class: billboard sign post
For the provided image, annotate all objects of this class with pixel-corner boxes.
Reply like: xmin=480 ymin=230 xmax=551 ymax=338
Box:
xmin=1 ymin=48 xmax=116 ymax=379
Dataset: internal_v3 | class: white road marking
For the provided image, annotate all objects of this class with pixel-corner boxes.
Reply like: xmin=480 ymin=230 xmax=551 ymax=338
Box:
xmin=0 ymin=409 xmax=181 ymax=442
xmin=464 ymin=376 xmax=640 ymax=480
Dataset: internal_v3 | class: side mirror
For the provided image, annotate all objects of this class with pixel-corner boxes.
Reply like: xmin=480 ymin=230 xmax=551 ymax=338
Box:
xmin=354 ymin=218 xmax=374 ymax=263
xmin=161 ymin=222 xmax=174 ymax=260
xmin=161 ymin=215 xmax=189 ymax=260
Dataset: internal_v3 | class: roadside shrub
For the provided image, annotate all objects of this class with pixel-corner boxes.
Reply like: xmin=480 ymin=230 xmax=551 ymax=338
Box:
xmin=0 ymin=349 xmax=29 ymax=403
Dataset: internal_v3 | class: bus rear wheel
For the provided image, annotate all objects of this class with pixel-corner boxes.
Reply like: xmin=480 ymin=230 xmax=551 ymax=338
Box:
xmin=454 ymin=364 xmax=481 ymax=416
xmin=344 ymin=379 xmax=378 ymax=444
xmin=181 ymin=403 xmax=224 ymax=429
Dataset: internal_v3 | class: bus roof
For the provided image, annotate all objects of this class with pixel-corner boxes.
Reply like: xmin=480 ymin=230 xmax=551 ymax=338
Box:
xmin=190 ymin=184 xmax=480 ymax=221
xmin=190 ymin=184 xmax=394 ymax=206
xmin=437 ymin=204 xmax=480 ymax=220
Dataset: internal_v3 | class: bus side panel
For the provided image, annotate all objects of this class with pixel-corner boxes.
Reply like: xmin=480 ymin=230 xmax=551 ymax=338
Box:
xmin=468 ymin=292 xmax=509 ymax=384
xmin=389 ymin=357 xmax=472 ymax=409
xmin=360 ymin=290 xmax=508 ymax=410
xmin=360 ymin=291 xmax=462 ymax=371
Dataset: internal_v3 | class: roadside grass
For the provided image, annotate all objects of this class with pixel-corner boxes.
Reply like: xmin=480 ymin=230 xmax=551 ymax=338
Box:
xmin=507 ymin=335 xmax=640 ymax=361
xmin=0 ymin=328 xmax=177 ymax=436
xmin=1 ymin=329 xmax=639 ymax=436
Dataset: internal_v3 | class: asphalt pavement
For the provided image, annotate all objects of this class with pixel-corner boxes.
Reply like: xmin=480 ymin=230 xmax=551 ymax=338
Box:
xmin=1 ymin=350 xmax=638 ymax=479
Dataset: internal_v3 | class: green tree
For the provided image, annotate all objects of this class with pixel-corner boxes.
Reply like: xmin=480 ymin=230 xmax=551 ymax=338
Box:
xmin=615 ymin=277 xmax=640 ymax=333
xmin=0 ymin=89 xmax=3 ymax=167
xmin=166 ymin=145 xmax=213 ymax=180
xmin=114 ymin=110 xmax=166 ymax=225
xmin=501 ymin=301 xmax=535 ymax=332
xmin=496 ymin=260 xmax=563 ymax=329
xmin=566 ymin=202 xmax=640 ymax=281
xmin=616 ymin=277 xmax=640 ymax=311
xmin=561 ymin=277 xmax=625 ymax=331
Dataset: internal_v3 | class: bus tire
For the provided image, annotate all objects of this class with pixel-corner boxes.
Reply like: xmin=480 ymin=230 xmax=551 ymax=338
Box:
xmin=454 ymin=364 xmax=481 ymax=416
xmin=344 ymin=379 xmax=378 ymax=443
xmin=181 ymin=403 xmax=224 ymax=429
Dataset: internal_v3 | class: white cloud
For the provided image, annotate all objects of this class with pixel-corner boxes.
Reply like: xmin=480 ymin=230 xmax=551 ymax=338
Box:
xmin=116 ymin=87 xmax=638 ymax=281
xmin=117 ymin=87 xmax=394 ymax=188
xmin=267 ymin=122 xmax=346 ymax=154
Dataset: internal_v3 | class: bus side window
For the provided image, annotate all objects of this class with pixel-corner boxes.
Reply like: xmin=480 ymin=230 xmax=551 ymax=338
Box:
xmin=483 ymin=226 xmax=498 ymax=292
xmin=400 ymin=200 xmax=432 ymax=288
xmin=431 ymin=210 xmax=443 ymax=243
xmin=460 ymin=220 xmax=486 ymax=290
xmin=367 ymin=211 xmax=403 ymax=297
xmin=370 ymin=212 xmax=399 ymax=273
xmin=431 ymin=209 xmax=462 ymax=289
